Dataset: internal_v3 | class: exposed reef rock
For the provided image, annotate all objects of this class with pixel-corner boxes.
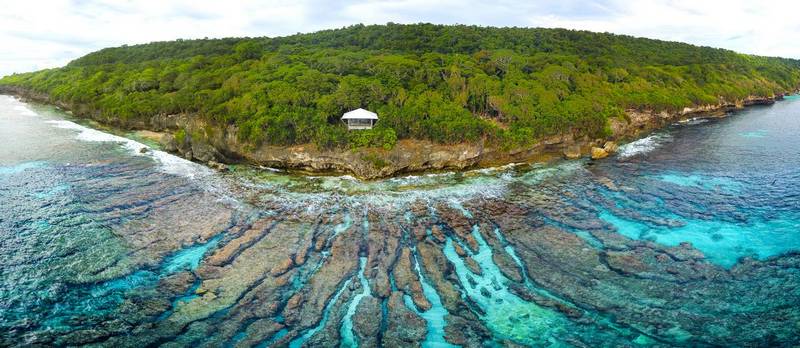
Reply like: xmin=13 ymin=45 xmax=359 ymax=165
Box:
xmin=591 ymin=147 xmax=608 ymax=160
xmin=2 ymin=149 xmax=799 ymax=347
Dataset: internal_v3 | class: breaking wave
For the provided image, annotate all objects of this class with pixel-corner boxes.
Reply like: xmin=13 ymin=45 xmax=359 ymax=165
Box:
xmin=3 ymin=96 xmax=38 ymax=116
xmin=677 ymin=117 xmax=709 ymax=126
xmin=45 ymin=120 xmax=212 ymax=179
xmin=617 ymin=133 xmax=671 ymax=159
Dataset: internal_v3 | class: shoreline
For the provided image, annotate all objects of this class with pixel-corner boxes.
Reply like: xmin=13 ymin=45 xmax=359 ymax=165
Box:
xmin=0 ymin=86 xmax=793 ymax=179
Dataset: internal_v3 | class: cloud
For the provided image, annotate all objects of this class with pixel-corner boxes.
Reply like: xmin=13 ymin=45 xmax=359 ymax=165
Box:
xmin=530 ymin=0 xmax=800 ymax=57
xmin=1 ymin=0 xmax=798 ymax=77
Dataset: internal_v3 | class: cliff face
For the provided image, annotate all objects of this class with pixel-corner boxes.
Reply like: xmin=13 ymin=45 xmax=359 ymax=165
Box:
xmin=0 ymin=86 xmax=786 ymax=179
xmin=152 ymin=112 xmax=570 ymax=178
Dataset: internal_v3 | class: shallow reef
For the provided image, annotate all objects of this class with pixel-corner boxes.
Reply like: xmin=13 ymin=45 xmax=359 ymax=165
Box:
xmin=1 ymin=96 xmax=800 ymax=347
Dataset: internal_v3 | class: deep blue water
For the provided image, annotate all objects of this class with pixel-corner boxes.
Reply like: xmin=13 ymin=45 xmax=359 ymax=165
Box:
xmin=592 ymin=98 xmax=800 ymax=267
xmin=1 ymin=94 xmax=799 ymax=347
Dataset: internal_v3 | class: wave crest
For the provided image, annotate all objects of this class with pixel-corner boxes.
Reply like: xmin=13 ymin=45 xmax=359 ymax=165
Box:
xmin=46 ymin=120 xmax=211 ymax=179
xmin=617 ymin=133 xmax=671 ymax=159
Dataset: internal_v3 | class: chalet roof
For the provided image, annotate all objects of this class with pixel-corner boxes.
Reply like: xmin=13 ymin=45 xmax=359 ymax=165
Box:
xmin=341 ymin=108 xmax=378 ymax=120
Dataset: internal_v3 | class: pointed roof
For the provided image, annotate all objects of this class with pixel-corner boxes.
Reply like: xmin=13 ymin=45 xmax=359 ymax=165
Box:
xmin=341 ymin=108 xmax=378 ymax=120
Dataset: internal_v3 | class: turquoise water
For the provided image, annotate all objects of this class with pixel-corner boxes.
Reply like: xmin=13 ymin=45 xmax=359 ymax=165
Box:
xmin=655 ymin=172 xmax=743 ymax=191
xmin=739 ymin=129 xmax=768 ymax=138
xmin=163 ymin=234 xmax=224 ymax=273
xmin=585 ymin=101 xmax=800 ymax=267
xmin=443 ymin=227 xmax=563 ymax=346
xmin=339 ymin=257 xmax=371 ymax=347
xmin=2 ymin=94 xmax=800 ymax=346
xmin=288 ymin=278 xmax=353 ymax=348
xmin=598 ymin=208 xmax=800 ymax=267
xmin=404 ymin=250 xmax=457 ymax=348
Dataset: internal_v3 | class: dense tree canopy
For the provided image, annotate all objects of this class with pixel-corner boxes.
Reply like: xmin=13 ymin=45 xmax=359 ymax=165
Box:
xmin=3 ymin=23 xmax=800 ymax=150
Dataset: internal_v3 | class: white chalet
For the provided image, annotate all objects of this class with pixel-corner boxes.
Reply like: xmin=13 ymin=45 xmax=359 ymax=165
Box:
xmin=341 ymin=108 xmax=378 ymax=130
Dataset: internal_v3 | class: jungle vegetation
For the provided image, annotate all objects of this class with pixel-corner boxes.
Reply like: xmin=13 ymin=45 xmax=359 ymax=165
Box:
xmin=2 ymin=23 xmax=799 ymax=150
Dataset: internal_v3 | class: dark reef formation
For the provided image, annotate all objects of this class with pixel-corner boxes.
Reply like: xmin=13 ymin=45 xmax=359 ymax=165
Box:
xmin=3 ymin=155 xmax=798 ymax=347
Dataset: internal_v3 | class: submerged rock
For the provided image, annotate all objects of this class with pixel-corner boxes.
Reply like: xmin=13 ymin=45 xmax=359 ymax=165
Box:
xmin=382 ymin=292 xmax=427 ymax=347
xmin=352 ymin=296 xmax=382 ymax=348
xmin=492 ymin=252 xmax=523 ymax=283
xmin=270 ymin=257 xmax=294 ymax=276
xmin=464 ymin=257 xmax=482 ymax=275
xmin=394 ymin=248 xmax=432 ymax=311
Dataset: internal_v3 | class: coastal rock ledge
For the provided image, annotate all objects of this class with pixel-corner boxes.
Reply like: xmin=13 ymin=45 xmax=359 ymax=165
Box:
xmin=0 ymin=85 xmax=789 ymax=179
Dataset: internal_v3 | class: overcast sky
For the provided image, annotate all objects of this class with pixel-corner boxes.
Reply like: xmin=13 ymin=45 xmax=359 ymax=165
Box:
xmin=2 ymin=0 xmax=799 ymax=77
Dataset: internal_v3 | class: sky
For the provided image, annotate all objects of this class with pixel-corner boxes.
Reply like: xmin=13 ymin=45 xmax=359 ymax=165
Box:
xmin=2 ymin=0 xmax=800 ymax=77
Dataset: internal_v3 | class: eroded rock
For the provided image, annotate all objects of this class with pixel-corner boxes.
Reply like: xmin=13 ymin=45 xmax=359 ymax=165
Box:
xmin=563 ymin=144 xmax=582 ymax=159
xmin=382 ymin=292 xmax=427 ymax=347
xmin=352 ymin=296 xmax=382 ymax=348
xmin=591 ymin=147 xmax=608 ymax=160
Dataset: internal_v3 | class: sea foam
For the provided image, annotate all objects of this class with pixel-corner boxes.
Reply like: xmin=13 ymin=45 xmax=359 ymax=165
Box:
xmin=677 ymin=117 xmax=709 ymax=126
xmin=3 ymin=96 xmax=38 ymax=117
xmin=617 ymin=133 xmax=671 ymax=159
xmin=45 ymin=120 xmax=212 ymax=179
xmin=13 ymin=105 xmax=38 ymax=117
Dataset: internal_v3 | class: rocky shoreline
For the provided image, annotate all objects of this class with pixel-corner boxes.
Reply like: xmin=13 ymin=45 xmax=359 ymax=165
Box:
xmin=3 ymin=86 xmax=800 ymax=346
xmin=0 ymin=85 xmax=791 ymax=179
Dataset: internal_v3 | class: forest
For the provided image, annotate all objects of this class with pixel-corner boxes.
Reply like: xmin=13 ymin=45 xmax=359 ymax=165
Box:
xmin=2 ymin=23 xmax=800 ymax=150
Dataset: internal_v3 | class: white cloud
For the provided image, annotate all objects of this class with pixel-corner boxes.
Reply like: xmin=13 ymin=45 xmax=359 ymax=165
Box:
xmin=1 ymin=0 xmax=798 ymax=77
xmin=531 ymin=0 xmax=800 ymax=58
